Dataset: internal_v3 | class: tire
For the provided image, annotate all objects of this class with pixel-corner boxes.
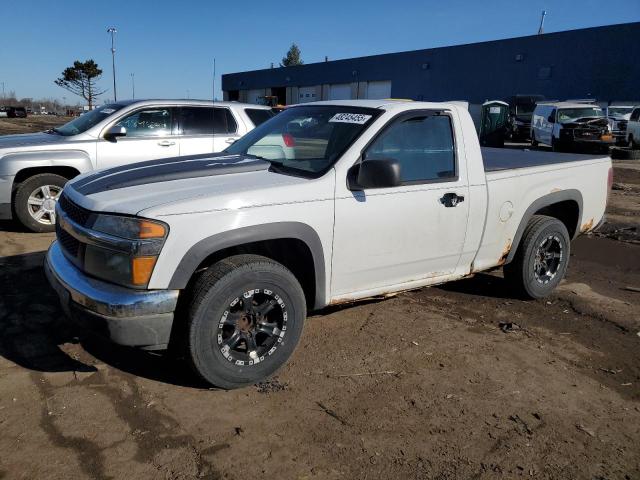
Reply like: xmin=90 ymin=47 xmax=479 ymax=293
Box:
xmin=186 ymin=254 xmax=306 ymax=389
xmin=531 ymin=132 xmax=538 ymax=148
xmin=504 ymin=215 xmax=571 ymax=300
xmin=630 ymin=134 xmax=638 ymax=150
xmin=551 ymin=137 xmax=563 ymax=152
xmin=14 ymin=173 xmax=67 ymax=232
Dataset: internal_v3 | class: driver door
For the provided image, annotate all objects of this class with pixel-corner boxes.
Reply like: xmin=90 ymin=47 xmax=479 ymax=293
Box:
xmin=96 ymin=107 xmax=179 ymax=169
xmin=331 ymin=111 xmax=470 ymax=296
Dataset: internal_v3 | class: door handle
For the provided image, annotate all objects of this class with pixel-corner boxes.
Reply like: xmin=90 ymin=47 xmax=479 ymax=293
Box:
xmin=440 ymin=192 xmax=465 ymax=208
xmin=157 ymin=140 xmax=175 ymax=147
xmin=225 ymin=138 xmax=236 ymax=144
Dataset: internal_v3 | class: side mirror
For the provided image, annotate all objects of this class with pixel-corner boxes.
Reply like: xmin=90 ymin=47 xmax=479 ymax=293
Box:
xmin=104 ymin=125 xmax=127 ymax=141
xmin=351 ymin=158 xmax=402 ymax=190
xmin=547 ymin=114 xmax=555 ymax=123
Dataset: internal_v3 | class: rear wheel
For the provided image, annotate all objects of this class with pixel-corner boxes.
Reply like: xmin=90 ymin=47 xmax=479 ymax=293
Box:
xmin=14 ymin=173 xmax=67 ymax=232
xmin=504 ymin=215 xmax=570 ymax=299
xmin=186 ymin=254 xmax=306 ymax=389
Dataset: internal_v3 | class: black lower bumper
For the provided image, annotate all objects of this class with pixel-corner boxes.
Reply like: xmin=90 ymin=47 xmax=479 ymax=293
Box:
xmin=44 ymin=241 xmax=179 ymax=348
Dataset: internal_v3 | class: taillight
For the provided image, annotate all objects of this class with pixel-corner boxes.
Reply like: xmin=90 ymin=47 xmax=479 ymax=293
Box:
xmin=282 ymin=133 xmax=296 ymax=147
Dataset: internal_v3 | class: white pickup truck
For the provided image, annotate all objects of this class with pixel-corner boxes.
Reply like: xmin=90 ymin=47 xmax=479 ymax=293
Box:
xmin=45 ymin=100 xmax=611 ymax=389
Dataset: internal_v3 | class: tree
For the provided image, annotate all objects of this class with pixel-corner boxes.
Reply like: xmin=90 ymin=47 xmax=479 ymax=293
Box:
xmin=281 ymin=43 xmax=304 ymax=67
xmin=55 ymin=60 xmax=106 ymax=109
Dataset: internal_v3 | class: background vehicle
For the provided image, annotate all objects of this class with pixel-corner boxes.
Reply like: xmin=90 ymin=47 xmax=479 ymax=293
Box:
xmin=531 ymin=102 xmax=613 ymax=152
xmin=606 ymin=105 xmax=634 ymax=145
xmin=46 ymin=100 xmax=611 ymax=389
xmin=504 ymin=94 xmax=545 ymax=140
xmin=6 ymin=106 xmax=27 ymax=118
xmin=626 ymin=106 xmax=640 ymax=149
xmin=0 ymin=99 xmax=273 ymax=232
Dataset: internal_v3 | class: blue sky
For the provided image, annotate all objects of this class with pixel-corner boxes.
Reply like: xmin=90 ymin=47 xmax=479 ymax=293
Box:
xmin=1 ymin=0 xmax=638 ymax=104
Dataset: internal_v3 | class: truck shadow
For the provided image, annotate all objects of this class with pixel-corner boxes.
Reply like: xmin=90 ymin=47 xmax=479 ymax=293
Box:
xmin=0 ymin=251 xmax=205 ymax=388
xmin=437 ymin=272 xmax=517 ymax=299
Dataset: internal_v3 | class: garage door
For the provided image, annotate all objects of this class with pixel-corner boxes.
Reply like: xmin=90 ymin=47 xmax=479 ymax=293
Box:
xmin=247 ymin=89 xmax=266 ymax=104
xmin=329 ymin=83 xmax=351 ymax=100
xmin=366 ymin=81 xmax=392 ymax=99
xmin=298 ymin=86 xmax=317 ymax=103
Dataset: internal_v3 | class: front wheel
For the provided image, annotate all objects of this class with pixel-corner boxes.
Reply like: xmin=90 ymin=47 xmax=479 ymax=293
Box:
xmin=186 ymin=254 xmax=306 ymax=389
xmin=14 ymin=173 xmax=67 ymax=232
xmin=504 ymin=215 xmax=570 ymax=299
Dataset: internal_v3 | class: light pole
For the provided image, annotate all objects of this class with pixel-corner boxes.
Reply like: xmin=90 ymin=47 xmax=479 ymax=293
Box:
xmin=107 ymin=27 xmax=117 ymax=101
xmin=130 ymin=73 xmax=135 ymax=99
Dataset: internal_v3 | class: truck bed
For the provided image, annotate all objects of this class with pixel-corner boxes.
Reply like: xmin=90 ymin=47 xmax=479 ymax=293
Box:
xmin=481 ymin=147 xmax=607 ymax=172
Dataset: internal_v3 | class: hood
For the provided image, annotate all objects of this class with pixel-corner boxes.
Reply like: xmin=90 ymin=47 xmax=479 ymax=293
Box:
xmin=63 ymin=152 xmax=316 ymax=216
xmin=0 ymin=132 xmax=67 ymax=149
xmin=562 ymin=117 xmax=609 ymax=128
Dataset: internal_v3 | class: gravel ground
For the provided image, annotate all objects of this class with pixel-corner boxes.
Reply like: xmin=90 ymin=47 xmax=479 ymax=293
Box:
xmin=0 ymin=118 xmax=639 ymax=479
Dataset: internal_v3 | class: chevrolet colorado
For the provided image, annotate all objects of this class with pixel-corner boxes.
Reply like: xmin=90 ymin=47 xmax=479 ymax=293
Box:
xmin=45 ymin=100 xmax=612 ymax=389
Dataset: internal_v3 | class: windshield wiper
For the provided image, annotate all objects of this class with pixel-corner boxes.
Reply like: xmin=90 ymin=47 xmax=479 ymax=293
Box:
xmin=44 ymin=128 xmax=60 ymax=135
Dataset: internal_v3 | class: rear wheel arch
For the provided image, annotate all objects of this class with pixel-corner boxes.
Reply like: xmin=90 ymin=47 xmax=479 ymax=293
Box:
xmin=169 ymin=222 xmax=326 ymax=310
xmin=505 ymin=190 xmax=582 ymax=265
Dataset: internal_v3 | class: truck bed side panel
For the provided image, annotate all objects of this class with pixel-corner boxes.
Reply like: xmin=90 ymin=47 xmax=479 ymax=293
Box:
xmin=472 ymin=158 xmax=610 ymax=273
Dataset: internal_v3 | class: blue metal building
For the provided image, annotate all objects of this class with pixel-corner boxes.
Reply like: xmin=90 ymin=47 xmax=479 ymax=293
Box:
xmin=222 ymin=22 xmax=639 ymax=106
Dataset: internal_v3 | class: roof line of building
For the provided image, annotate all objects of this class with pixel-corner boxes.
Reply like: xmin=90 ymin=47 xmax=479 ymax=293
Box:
xmin=222 ymin=21 xmax=640 ymax=78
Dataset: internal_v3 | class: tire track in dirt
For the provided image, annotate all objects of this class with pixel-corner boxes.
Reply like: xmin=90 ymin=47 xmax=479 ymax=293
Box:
xmin=30 ymin=368 xmax=223 ymax=479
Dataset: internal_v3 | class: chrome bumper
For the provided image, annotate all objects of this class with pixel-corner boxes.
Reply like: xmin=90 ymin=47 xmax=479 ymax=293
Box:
xmin=45 ymin=241 xmax=179 ymax=347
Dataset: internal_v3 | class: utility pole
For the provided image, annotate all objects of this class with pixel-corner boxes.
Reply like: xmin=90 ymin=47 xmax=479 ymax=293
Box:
xmin=130 ymin=73 xmax=135 ymax=99
xmin=107 ymin=27 xmax=117 ymax=101
xmin=537 ymin=10 xmax=547 ymax=35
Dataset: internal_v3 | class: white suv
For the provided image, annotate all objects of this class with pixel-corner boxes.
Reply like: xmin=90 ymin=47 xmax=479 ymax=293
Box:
xmin=0 ymin=100 xmax=274 ymax=231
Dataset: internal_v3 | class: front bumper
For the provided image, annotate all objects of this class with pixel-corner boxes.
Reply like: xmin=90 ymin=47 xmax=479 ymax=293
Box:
xmin=44 ymin=241 xmax=179 ymax=348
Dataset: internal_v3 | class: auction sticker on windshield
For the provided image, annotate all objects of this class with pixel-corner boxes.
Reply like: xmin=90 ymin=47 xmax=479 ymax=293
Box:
xmin=329 ymin=113 xmax=372 ymax=124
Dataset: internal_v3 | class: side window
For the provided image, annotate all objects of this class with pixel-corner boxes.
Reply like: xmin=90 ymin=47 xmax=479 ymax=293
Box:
xmin=178 ymin=107 xmax=238 ymax=135
xmin=224 ymin=109 xmax=238 ymax=134
xmin=365 ymin=114 xmax=456 ymax=183
xmin=245 ymin=108 xmax=275 ymax=127
xmin=115 ymin=108 xmax=173 ymax=137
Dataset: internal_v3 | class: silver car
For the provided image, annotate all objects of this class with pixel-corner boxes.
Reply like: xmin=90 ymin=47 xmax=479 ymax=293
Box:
xmin=0 ymin=99 xmax=274 ymax=232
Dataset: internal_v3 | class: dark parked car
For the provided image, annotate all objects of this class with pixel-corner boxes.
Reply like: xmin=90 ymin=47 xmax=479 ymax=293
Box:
xmin=6 ymin=106 xmax=27 ymax=118
xmin=504 ymin=94 xmax=546 ymax=140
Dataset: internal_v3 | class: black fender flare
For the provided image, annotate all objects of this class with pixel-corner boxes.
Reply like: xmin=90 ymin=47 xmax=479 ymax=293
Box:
xmin=168 ymin=222 xmax=326 ymax=309
xmin=505 ymin=189 xmax=583 ymax=264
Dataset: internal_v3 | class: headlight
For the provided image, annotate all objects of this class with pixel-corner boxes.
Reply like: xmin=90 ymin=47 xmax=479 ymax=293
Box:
xmin=83 ymin=214 xmax=168 ymax=288
xmin=92 ymin=214 xmax=167 ymax=240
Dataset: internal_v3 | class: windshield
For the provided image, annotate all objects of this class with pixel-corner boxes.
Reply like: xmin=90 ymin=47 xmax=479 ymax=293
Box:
xmin=52 ymin=104 xmax=126 ymax=136
xmin=608 ymin=107 xmax=633 ymax=117
xmin=515 ymin=103 xmax=537 ymax=116
xmin=557 ymin=107 xmax=604 ymax=123
xmin=225 ymin=105 xmax=381 ymax=177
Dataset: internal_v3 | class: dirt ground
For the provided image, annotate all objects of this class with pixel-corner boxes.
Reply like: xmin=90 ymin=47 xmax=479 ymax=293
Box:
xmin=0 ymin=116 xmax=74 ymax=136
xmin=0 ymin=118 xmax=639 ymax=479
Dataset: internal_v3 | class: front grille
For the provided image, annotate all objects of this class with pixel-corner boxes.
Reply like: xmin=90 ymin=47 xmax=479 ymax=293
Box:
xmin=57 ymin=225 xmax=80 ymax=257
xmin=59 ymin=193 xmax=91 ymax=226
